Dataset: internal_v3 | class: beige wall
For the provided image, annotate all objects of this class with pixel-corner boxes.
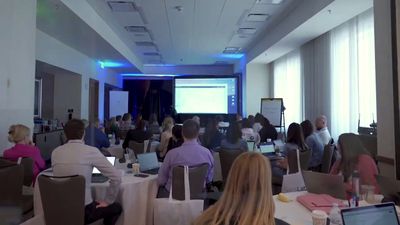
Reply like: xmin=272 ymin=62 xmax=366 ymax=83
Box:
xmin=53 ymin=73 xmax=82 ymax=123
xmin=245 ymin=63 xmax=271 ymax=116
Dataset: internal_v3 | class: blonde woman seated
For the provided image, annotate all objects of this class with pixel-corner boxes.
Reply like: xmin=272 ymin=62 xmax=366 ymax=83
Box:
xmin=158 ymin=116 xmax=174 ymax=158
xmin=193 ymin=152 xmax=288 ymax=225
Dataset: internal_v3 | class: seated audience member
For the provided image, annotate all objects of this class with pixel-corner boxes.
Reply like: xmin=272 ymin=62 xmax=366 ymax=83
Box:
xmin=84 ymin=118 xmax=110 ymax=150
xmin=109 ymin=117 xmax=120 ymax=145
xmin=300 ymin=120 xmax=324 ymax=170
xmin=193 ymin=152 xmax=288 ymax=225
xmin=315 ymin=115 xmax=332 ymax=145
xmin=202 ymin=118 xmax=225 ymax=151
xmin=3 ymin=124 xmax=45 ymax=183
xmin=134 ymin=113 xmax=148 ymax=129
xmin=119 ymin=113 xmax=132 ymax=131
xmin=241 ymin=118 xmax=260 ymax=145
xmin=166 ymin=125 xmax=184 ymax=153
xmin=259 ymin=117 xmax=278 ymax=142
xmin=236 ymin=114 xmax=243 ymax=128
xmin=253 ymin=113 xmax=264 ymax=133
xmin=122 ymin=120 xmax=152 ymax=149
xmin=273 ymin=123 xmax=309 ymax=176
xmin=148 ymin=113 xmax=161 ymax=134
xmin=330 ymin=133 xmax=379 ymax=194
xmin=192 ymin=115 xmax=201 ymax=126
xmin=220 ymin=122 xmax=248 ymax=151
xmin=247 ymin=115 xmax=255 ymax=128
xmin=157 ymin=119 xmax=214 ymax=196
xmin=52 ymin=119 xmax=122 ymax=225
xmin=158 ymin=116 xmax=175 ymax=157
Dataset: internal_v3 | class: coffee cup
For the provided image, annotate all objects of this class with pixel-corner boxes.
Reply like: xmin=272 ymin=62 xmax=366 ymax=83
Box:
xmin=311 ymin=210 xmax=328 ymax=225
xmin=132 ymin=163 xmax=140 ymax=174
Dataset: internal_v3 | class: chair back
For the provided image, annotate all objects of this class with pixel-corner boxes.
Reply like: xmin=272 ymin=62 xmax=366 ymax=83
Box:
xmin=302 ymin=170 xmax=346 ymax=199
xmin=0 ymin=164 xmax=23 ymax=206
xmin=320 ymin=145 xmax=334 ymax=173
xmin=219 ymin=149 xmax=245 ymax=182
xmin=38 ymin=175 xmax=85 ymax=225
xmin=376 ymin=175 xmax=400 ymax=197
xmin=18 ymin=157 xmax=34 ymax=186
xmin=129 ymin=141 xmax=145 ymax=156
xmin=171 ymin=164 xmax=209 ymax=200
xmin=287 ymin=149 xmax=311 ymax=173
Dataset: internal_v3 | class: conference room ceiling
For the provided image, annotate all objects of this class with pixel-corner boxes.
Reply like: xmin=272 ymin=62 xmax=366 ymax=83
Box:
xmin=87 ymin=0 xmax=299 ymax=65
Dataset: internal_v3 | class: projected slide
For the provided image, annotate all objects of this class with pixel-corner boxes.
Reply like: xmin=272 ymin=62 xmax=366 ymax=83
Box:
xmin=174 ymin=78 xmax=237 ymax=114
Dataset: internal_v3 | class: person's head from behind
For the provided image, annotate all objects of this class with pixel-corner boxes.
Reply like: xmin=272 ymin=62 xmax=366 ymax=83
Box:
xmin=247 ymin=115 xmax=255 ymax=126
xmin=162 ymin=116 xmax=174 ymax=131
xmin=241 ymin=118 xmax=252 ymax=129
xmin=338 ymin=133 xmax=370 ymax=181
xmin=64 ymin=119 xmax=85 ymax=141
xmin=254 ymin=113 xmax=264 ymax=124
xmin=315 ymin=115 xmax=327 ymax=130
xmin=135 ymin=119 xmax=146 ymax=131
xmin=8 ymin=124 xmax=31 ymax=145
xmin=192 ymin=116 xmax=200 ymax=125
xmin=236 ymin=113 xmax=242 ymax=121
xmin=116 ymin=115 xmax=122 ymax=122
xmin=182 ymin=119 xmax=200 ymax=141
xmin=172 ymin=125 xmax=183 ymax=141
xmin=300 ymin=120 xmax=314 ymax=139
xmin=122 ymin=113 xmax=131 ymax=122
xmin=205 ymin=118 xmax=218 ymax=133
xmin=287 ymin=122 xmax=306 ymax=149
xmin=135 ymin=113 xmax=143 ymax=122
xmin=193 ymin=152 xmax=275 ymax=225
xmin=226 ymin=122 xmax=242 ymax=144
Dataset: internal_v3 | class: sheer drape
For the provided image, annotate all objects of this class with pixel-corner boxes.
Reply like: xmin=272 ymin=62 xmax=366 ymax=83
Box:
xmin=330 ymin=9 xmax=375 ymax=138
xmin=273 ymin=50 xmax=302 ymax=127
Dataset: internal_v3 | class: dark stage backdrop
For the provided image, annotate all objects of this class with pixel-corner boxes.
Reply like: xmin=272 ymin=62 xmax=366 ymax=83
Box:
xmin=123 ymin=79 xmax=173 ymax=123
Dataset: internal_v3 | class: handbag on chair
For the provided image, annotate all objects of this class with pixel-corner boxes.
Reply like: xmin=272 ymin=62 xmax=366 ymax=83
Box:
xmin=153 ymin=166 xmax=204 ymax=225
xmin=281 ymin=149 xmax=307 ymax=193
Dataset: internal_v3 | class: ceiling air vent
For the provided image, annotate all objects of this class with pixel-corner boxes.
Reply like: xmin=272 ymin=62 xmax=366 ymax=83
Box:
xmin=246 ymin=13 xmax=269 ymax=22
xmin=125 ymin=26 xmax=147 ymax=33
xmin=238 ymin=28 xmax=257 ymax=35
xmin=143 ymin=52 xmax=160 ymax=56
xmin=107 ymin=1 xmax=137 ymax=12
xmin=255 ymin=0 xmax=284 ymax=4
xmin=135 ymin=41 xmax=155 ymax=47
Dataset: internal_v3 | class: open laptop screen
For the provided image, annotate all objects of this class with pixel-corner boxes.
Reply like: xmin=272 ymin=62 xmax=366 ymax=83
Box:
xmin=137 ymin=152 xmax=159 ymax=171
xmin=341 ymin=203 xmax=400 ymax=225
xmin=259 ymin=143 xmax=275 ymax=154
xmin=92 ymin=156 xmax=116 ymax=174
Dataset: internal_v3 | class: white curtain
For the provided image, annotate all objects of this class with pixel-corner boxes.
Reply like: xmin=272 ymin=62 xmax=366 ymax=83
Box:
xmin=330 ymin=9 xmax=376 ymax=139
xmin=273 ymin=50 xmax=303 ymax=128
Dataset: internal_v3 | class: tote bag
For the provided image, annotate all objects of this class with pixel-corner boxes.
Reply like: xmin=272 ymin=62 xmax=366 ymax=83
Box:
xmin=281 ymin=149 xmax=307 ymax=192
xmin=153 ymin=166 xmax=204 ymax=225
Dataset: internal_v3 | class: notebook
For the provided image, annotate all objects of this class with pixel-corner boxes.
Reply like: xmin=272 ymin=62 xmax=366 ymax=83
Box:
xmin=296 ymin=193 xmax=346 ymax=213
xmin=341 ymin=202 xmax=400 ymax=225
xmin=137 ymin=152 xmax=160 ymax=175
xmin=91 ymin=156 xmax=116 ymax=183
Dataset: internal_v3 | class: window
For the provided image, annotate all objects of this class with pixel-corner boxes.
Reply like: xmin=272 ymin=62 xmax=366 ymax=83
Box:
xmin=273 ymin=50 xmax=302 ymax=127
xmin=330 ymin=9 xmax=376 ymax=138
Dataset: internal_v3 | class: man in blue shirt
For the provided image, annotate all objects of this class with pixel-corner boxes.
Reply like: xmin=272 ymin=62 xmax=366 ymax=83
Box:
xmin=84 ymin=118 xmax=110 ymax=152
xmin=158 ymin=119 xmax=214 ymax=195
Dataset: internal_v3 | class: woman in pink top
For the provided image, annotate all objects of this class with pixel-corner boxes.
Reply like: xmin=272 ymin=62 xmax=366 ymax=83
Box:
xmin=330 ymin=133 xmax=379 ymax=195
xmin=3 ymin=124 xmax=45 ymax=184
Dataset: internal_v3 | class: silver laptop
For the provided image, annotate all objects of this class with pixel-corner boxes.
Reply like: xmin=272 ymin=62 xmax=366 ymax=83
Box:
xmin=92 ymin=156 xmax=116 ymax=183
xmin=137 ymin=152 xmax=160 ymax=174
xmin=341 ymin=202 xmax=400 ymax=225
xmin=302 ymin=170 xmax=346 ymax=199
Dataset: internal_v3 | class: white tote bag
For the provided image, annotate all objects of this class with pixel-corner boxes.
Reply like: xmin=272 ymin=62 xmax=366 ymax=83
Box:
xmin=153 ymin=166 xmax=204 ymax=225
xmin=281 ymin=149 xmax=307 ymax=193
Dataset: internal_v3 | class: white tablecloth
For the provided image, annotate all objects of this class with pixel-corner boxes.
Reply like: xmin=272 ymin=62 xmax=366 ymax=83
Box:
xmin=26 ymin=171 xmax=158 ymax=225
xmin=274 ymin=191 xmax=313 ymax=225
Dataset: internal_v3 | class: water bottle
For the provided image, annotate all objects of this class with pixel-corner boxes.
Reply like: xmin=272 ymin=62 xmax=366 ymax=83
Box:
xmin=329 ymin=203 xmax=342 ymax=225
xmin=350 ymin=170 xmax=360 ymax=207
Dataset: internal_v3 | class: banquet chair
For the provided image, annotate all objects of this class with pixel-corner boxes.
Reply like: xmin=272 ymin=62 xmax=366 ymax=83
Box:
xmin=38 ymin=175 xmax=85 ymax=225
xmin=320 ymin=145 xmax=334 ymax=173
xmin=171 ymin=163 xmax=209 ymax=200
xmin=0 ymin=163 xmax=29 ymax=223
xmin=129 ymin=141 xmax=146 ymax=157
xmin=219 ymin=149 xmax=245 ymax=182
xmin=302 ymin=170 xmax=346 ymax=199
xmin=18 ymin=157 xmax=34 ymax=186
xmin=287 ymin=149 xmax=311 ymax=174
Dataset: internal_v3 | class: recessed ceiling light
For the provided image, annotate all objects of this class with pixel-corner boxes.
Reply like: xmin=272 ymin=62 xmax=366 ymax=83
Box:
xmin=247 ymin=13 xmax=270 ymax=22
xmin=238 ymin=28 xmax=257 ymax=35
xmin=225 ymin=47 xmax=241 ymax=51
xmin=107 ymin=1 xmax=137 ymax=12
xmin=223 ymin=49 xmax=238 ymax=54
xmin=255 ymin=0 xmax=284 ymax=4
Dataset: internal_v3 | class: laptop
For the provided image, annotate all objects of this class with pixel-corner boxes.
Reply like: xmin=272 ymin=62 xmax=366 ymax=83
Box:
xmin=302 ymin=170 xmax=347 ymax=199
xmin=137 ymin=152 xmax=160 ymax=175
xmin=259 ymin=143 xmax=275 ymax=154
xmin=341 ymin=202 xmax=400 ymax=225
xmin=91 ymin=156 xmax=116 ymax=183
